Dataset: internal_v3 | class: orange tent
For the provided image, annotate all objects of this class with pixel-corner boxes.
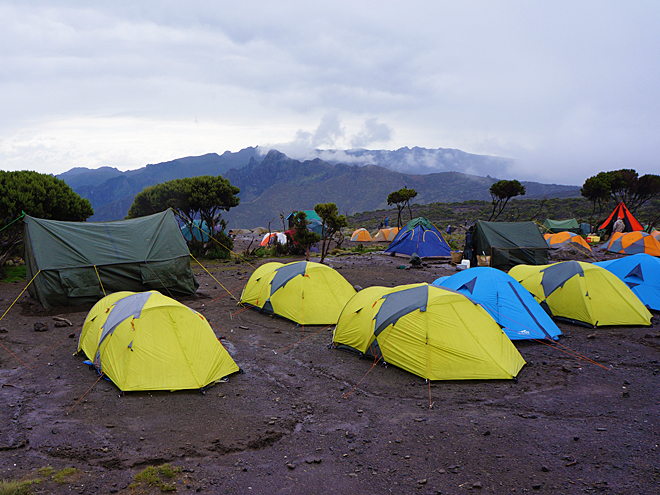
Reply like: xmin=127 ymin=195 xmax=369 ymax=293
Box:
xmin=350 ymin=228 xmax=372 ymax=242
xmin=372 ymin=227 xmax=400 ymax=242
xmin=599 ymin=202 xmax=643 ymax=233
xmin=544 ymin=231 xmax=592 ymax=251
xmin=605 ymin=232 xmax=660 ymax=257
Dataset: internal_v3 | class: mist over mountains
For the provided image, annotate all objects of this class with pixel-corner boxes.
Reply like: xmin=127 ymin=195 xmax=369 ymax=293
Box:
xmin=57 ymin=146 xmax=579 ymax=228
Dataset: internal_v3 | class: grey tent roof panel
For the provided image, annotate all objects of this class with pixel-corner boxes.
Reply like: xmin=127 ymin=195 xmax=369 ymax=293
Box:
xmin=540 ymin=261 xmax=584 ymax=297
xmin=374 ymin=285 xmax=428 ymax=336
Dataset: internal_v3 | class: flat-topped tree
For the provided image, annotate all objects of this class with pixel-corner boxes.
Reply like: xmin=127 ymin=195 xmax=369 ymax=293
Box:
xmin=488 ymin=179 xmax=525 ymax=221
xmin=0 ymin=171 xmax=93 ymax=277
xmin=314 ymin=203 xmax=348 ymax=263
xmin=387 ymin=187 xmax=418 ymax=228
xmin=127 ymin=175 xmax=240 ymax=256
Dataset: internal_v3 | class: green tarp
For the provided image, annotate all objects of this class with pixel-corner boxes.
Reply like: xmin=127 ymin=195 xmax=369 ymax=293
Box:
xmin=472 ymin=221 xmax=549 ymax=271
xmin=24 ymin=210 xmax=198 ymax=309
xmin=542 ymin=218 xmax=579 ymax=234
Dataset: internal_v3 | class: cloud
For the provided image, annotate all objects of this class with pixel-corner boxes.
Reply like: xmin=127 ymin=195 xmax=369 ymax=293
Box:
xmin=350 ymin=118 xmax=393 ymax=148
xmin=1 ymin=2 xmax=659 ymax=186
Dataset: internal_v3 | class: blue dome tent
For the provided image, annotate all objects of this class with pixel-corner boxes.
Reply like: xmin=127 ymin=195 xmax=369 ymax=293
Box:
xmin=594 ymin=254 xmax=660 ymax=311
xmin=384 ymin=217 xmax=451 ymax=258
xmin=432 ymin=267 xmax=561 ymax=341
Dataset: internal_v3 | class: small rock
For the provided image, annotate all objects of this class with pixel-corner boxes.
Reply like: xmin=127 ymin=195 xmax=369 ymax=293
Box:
xmin=587 ymin=333 xmax=596 ymax=339
xmin=53 ymin=317 xmax=72 ymax=326
xmin=313 ymin=458 xmax=322 ymax=464
xmin=418 ymin=479 xmax=427 ymax=485
xmin=472 ymin=481 xmax=482 ymax=489
xmin=286 ymin=463 xmax=295 ymax=470
xmin=0 ymin=327 xmax=8 ymax=333
xmin=532 ymin=483 xmax=542 ymax=490
xmin=54 ymin=321 xmax=69 ymax=328
xmin=541 ymin=465 xmax=549 ymax=472
xmin=34 ymin=322 xmax=48 ymax=332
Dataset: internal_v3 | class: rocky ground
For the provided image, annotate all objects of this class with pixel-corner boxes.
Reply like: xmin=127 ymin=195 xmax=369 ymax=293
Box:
xmin=0 ymin=238 xmax=659 ymax=494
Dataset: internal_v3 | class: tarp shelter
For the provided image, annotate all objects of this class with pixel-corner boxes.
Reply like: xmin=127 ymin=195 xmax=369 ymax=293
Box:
xmin=350 ymin=228 xmax=372 ymax=242
xmin=471 ymin=221 xmax=549 ymax=271
xmin=599 ymin=202 xmax=643 ymax=233
xmin=24 ymin=210 xmax=198 ymax=310
xmin=78 ymin=291 xmax=239 ymax=392
xmin=509 ymin=261 xmax=652 ymax=327
xmin=604 ymin=232 xmax=660 ymax=257
xmin=594 ymin=254 xmax=660 ymax=311
xmin=372 ymin=227 xmax=399 ymax=242
xmin=384 ymin=218 xmax=451 ymax=258
xmin=240 ymin=261 xmax=356 ymax=325
xmin=432 ymin=267 xmax=561 ymax=341
xmin=543 ymin=218 xmax=580 ymax=234
xmin=259 ymin=232 xmax=287 ymax=247
xmin=332 ymin=283 xmax=526 ymax=380
xmin=286 ymin=210 xmax=323 ymax=235
xmin=544 ymin=232 xmax=592 ymax=252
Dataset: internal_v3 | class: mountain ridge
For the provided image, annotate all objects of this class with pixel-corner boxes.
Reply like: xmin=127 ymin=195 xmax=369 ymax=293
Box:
xmin=56 ymin=146 xmax=580 ymax=228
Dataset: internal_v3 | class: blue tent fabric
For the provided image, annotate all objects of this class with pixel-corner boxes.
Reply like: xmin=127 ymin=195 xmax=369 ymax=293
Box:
xmin=180 ymin=220 xmax=211 ymax=242
xmin=432 ymin=267 xmax=562 ymax=340
xmin=384 ymin=217 xmax=451 ymax=258
xmin=594 ymin=254 xmax=660 ymax=311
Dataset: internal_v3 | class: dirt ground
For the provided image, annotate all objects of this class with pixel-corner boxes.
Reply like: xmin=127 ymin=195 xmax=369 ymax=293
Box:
xmin=1 ymin=239 xmax=659 ymax=494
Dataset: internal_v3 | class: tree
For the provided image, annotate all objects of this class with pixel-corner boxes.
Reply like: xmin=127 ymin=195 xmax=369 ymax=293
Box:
xmin=0 ymin=171 xmax=94 ymax=277
xmin=127 ymin=175 xmax=240 ymax=255
xmin=488 ymin=180 xmax=526 ymax=221
xmin=287 ymin=212 xmax=321 ymax=257
xmin=581 ymin=169 xmax=660 ymax=215
xmin=387 ymin=187 xmax=418 ymax=227
xmin=314 ymin=202 xmax=348 ymax=263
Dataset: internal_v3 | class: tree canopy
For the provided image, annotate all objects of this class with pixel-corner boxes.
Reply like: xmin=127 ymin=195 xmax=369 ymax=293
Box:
xmin=287 ymin=211 xmax=321 ymax=257
xmin=488 ymin=179 xmax=526 ymax=221
xmin=127 ymin=175 xmax=240 ymax=254
xmin=0 ymin=171 xmax=94 ymax=274
xmin=581 ymin=169 xmax=660 ymax=214
xmin=387 ymin=187 xmax=418 ymax=228
xmin=314 ymin=202 xmax=348 ymax=263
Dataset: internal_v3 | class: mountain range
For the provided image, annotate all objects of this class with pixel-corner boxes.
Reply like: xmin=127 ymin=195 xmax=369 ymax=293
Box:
xmin=56 ymin=146 xmax=580 ymax=228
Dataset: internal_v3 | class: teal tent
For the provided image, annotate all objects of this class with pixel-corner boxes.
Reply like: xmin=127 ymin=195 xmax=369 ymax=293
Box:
xmin=286 ymin=210 xmax=323 ymax=235
xmin=24 ymin=210 xmax=198 ymax=309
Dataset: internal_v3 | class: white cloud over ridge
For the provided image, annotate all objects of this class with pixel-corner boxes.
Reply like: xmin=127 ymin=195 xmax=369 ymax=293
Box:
xmin=0 ymin=2 xmax=659 ymax=185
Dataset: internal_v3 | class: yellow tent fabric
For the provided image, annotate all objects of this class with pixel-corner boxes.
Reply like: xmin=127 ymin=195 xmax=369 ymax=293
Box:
xmin=509 ymin=261 xmax=652 ymax=327
xmin=350 ymin=228 xmax=372 ymax=242
xmin=240 ymin=261 xmax=357 ymax=325
xmin=78 ymin=291 xmax=239 ymax=391
xmin=333 ymin=283 xmax=526 ymax=380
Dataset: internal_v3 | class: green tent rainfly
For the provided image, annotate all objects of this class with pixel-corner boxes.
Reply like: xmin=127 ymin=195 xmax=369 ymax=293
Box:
xmin=542 ymin=218 xmax=580 ymax=234
xmin=24 ymin=210 xmax=198 ymax=309
xmin=471 ymin=220 xmax=549 ymax=271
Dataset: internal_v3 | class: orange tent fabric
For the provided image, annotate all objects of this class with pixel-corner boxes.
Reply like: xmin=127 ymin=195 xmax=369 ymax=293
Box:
xmin=605 ymin=232 xmax=660 ymax=257
xmin=544 ymin=231 xmax=592 ymax=251
xmin=599 ymin=202 xmax=643 ymax=232
xmin=350 ymin=228 xmax=372 ymax=242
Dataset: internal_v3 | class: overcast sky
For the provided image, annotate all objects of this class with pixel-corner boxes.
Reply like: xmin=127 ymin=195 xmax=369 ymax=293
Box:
xmin=1 ymin=1 xmax=659 ymax=185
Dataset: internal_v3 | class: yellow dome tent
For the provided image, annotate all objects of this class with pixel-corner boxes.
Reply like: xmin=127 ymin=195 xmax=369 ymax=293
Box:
xmin=333 ymin=283 xmax=526 ymax=380
xmin=240 ymin=261 xmax=357 ymax=325
xmin=509 ymin=261 xmax=652 ymax=327
xmin=78 ymin=291 xmax=239 ymax=392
